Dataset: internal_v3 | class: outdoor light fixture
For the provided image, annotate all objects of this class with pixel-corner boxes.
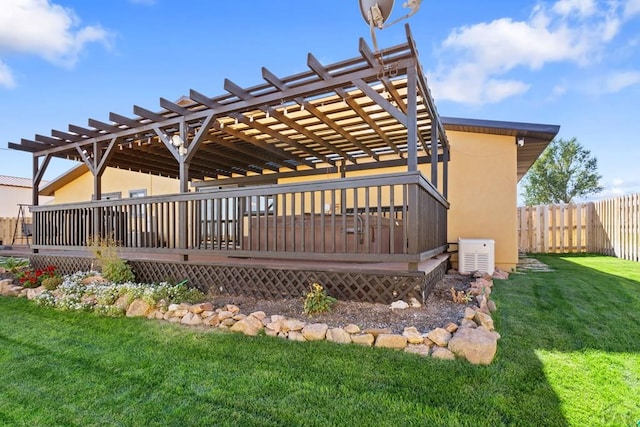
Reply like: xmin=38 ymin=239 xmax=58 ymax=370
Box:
xmin=171 ymin=135 xmax=183 ymax=146
xmin=517 ymin=137 xmax=525 ymax=147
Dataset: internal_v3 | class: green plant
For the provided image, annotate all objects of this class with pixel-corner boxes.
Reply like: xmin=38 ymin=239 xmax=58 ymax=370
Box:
xmin=0 ymin=256 xmax=30 ymax=274
xmin=145 ymin=279 xmax=204 ymax=305
xmin=41 ymin=276 xmax=63 ymax=290
xmin=15 ymin=265 xmax=59 ymax=288
xmin=88 ymin=235 xmax=122 ymax=267
xmin=303 ymin=282 xmax=337 ymax=316
xmin=102 ymin=258 xmax=135 ymax=283
xmin=88 ymin=235 xmax=135 ymax=283
xmin=450 ymin=287 xmax=473 ymax=304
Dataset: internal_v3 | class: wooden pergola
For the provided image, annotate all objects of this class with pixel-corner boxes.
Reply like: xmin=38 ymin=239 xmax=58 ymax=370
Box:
xmin=10 ymin=25 xmax=449 ymax=207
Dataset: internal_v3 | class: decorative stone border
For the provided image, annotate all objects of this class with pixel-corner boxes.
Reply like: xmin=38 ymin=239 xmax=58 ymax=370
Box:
xmin=0 ymin=268 xmax=508 ymax=365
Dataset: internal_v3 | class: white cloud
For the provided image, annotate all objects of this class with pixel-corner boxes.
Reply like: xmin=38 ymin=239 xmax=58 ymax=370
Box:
xmin=624 ymin=0 xmax=640 ymax=19
xmin=601 ymin=70 xmax=640 ymax=92
xmin=430 ymin=0 xmax=626 ymax=105
xmin=552 ymin=0 xmax=597 ymax=18
xmin=0 ymin=0 xmax=110 ymax=88
xmin=0 ymin=60 xmax=16 ymax=88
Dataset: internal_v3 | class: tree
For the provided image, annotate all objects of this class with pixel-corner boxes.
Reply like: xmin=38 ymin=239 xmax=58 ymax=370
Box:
xmin=521 ymin=137 xmax=603 ymax=205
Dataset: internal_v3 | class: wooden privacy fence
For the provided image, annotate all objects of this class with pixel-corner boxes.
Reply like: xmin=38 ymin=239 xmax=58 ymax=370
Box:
xmin=517 ymin=193 xmax=640 ymax=261
xmin=0 ymin=217 xmax=32 ymax=246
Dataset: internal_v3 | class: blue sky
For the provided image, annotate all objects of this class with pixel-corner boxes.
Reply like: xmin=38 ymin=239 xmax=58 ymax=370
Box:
xmin=1 ymin=0 xmax=639 ymax=202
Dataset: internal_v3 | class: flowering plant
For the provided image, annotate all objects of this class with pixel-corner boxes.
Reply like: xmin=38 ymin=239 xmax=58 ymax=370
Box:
xmin=303 ymin=282 xmax=337 ymax=316
xmin=16 ymin=265 xmax=59 ymax=288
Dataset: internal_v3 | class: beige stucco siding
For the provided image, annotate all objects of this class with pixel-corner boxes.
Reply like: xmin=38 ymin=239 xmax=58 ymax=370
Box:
xmin=52 ymin=167 xmax=181 ymax=204
xmin=446 ymin=130 xmax=518 ymax=271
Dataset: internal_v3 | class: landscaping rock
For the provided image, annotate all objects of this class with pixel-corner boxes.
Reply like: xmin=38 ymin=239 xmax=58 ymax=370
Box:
xmin=390 ymin=300 xmax=409 ymax=310
xmin=350 ymin=333 xmax=374 ymax=346
xmin=181 ymin=312 xmax=203 ymax=326
xmin=114 ymin=295 xmax=130 ymax=311
xmin=26 ymin=286 xmax=45 ymax=300
xmin=249 ymin=311 xmax=266 ymax=321
xmin=204 ymin=314 xmax=220 ymax=327
xmin=487 ymin=299 xmax=497 ymax=312
xmin=126 ymin=299 xmax=152 ymax=317
xmin=402 ymin=327 xmax=424 ymax=344
xmin=409 ymin=297 xmax=422 ymax=308
xmin=220 ymin=318 xmax=236 ymax=327
xmin=282 ymin=319 xmax=305 ymax=332
xmin=375 ymin=334 xmax=408 ymax=349
xmin=363 ymin=328 xmax=392 ymax=337
xmin=473 ymin=311 xmax=494 ymax=331
xmin=460 ymin=319 xmax=477 ymax=329
xmin=426 ymin=328 xmax=452 ymax=347
xmin=326 ymin=327 xmax=351 ymax=344
xmin=343 ymin=324 xmax=361 ymax=334
xmin=266 ymin=320 xmax=283 ymax=334
xmin=448 ymin=326 xmax=498 ymax=365
xmin=431 ymin=346 xmax=456 ymax=360
xmin=464 ymin=307 xmax=476 ymax=320
xmin=0 ymin=279 xmax=13 ymax=295
xmin=230 ymin=317 xmax=262 ymax=336
xmin=404 ymin=344 xmax=431 ymax=357
xmin=288 ymin=331 xmax=306 ymax=342
xmin=444 ymin=322 xmax=459 ymax=334
xmin=217 ymin=310 xmax=233 ymax=321
xmin=302 ymin=323 xmax=328 ymax=341
xmin=492 ymin=268 xmax=509 ymax=280
xmin=225 ymin=304 xmax=240 ymax=313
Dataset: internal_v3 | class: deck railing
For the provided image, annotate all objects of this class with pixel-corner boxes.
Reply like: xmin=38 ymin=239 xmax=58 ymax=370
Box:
xmin=31 ymin=172 xmax=448 ymax=263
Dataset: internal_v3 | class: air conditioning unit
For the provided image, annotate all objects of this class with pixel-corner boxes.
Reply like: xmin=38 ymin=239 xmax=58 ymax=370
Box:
xmin=458 ymin=238 xmax=495 ymax=275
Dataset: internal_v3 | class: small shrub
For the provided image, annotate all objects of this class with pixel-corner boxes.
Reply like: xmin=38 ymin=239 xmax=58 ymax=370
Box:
xmin=15 ymin=265 xmax=59 ymax=288
xmin=41 ymin=276 xmax=63 ymax=290
xmin=303 ymin=282 xmax=337 ymax=316
xmin=450 ymin=287 xmax=473 ymax=304
xmin=102 ymin=259 xmax=135 ymax=284
xmin=144 ymin=280 xmax=204 ymax=305
xmin=0 ymin=257 xmax=29 ymax=274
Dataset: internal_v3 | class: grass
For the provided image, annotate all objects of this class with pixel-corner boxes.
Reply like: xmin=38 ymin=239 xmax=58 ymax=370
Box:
xmin=0 ymin=254 xmax=638 ymax=426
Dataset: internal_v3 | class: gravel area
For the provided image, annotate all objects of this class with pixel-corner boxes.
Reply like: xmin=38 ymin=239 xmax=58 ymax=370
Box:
xmin=208 ymin=271 xmax=475 ymax=334
xmin=1 ymin=270 xmax=475 ymax=334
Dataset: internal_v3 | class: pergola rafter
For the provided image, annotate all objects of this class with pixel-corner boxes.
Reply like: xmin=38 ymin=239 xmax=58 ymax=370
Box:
xmin=9 ymin=24 xmax=449 ymax=205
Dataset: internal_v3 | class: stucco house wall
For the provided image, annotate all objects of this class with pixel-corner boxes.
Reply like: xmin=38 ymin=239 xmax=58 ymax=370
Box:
xmin=42 ymin=166 xmax=182 ymax=204
xmin=445 ymin=130 xmax=518 ymax=271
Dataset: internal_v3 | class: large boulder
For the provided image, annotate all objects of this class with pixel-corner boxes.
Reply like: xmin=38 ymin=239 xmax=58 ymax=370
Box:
xmin=301 ymin=323 xmax=328 ymax=341
xmin=448 ymin=326 xmax=498 ymax=365
xmin=126 ymin=299 xmax=153 ymax=317
xmin=326 ymin=328 xmax=351 ymax=344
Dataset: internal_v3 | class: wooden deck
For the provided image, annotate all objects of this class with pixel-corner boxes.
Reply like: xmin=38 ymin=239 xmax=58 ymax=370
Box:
xmin=2 ymin=245 xmax=450 ymax=304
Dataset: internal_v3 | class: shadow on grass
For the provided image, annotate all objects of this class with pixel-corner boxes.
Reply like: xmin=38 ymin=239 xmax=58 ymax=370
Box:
xmin=494 ymin=253 xmax=640 ymax=425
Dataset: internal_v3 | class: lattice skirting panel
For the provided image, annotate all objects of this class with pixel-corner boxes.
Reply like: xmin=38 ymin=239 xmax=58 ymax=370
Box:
xmin=30 ymin=255 xmax=449 ymax=304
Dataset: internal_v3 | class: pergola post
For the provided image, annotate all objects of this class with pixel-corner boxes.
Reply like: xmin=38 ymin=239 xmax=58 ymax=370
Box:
xmin=178 ymin=148 xmax=190 ymax=261
xmin=431 ymin=121 xmax=438 ymax=188
xmin=406 ymin=65 xmax=418 ymax=271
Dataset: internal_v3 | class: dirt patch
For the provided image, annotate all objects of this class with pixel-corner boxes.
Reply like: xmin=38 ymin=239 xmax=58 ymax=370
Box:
xmin=209 ymin=271 xmax=474 ymax=334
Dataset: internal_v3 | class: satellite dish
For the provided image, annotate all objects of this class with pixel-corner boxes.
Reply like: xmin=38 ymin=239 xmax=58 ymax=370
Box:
xmin=359 ymin=0 xmax=395 ymax=29
xmin=359 ymin=0 xmax=423 ymax=53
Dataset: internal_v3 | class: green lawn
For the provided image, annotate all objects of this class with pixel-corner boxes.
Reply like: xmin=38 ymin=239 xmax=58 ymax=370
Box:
xmin=0 ymin=254 xmax=638 ymax=426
